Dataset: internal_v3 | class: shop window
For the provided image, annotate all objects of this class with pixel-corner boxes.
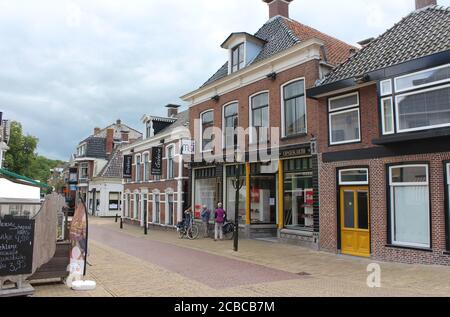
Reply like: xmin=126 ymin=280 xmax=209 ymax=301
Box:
xmin=225 ymin=165 xmax=246 ymax=224
xmin=284 ymin=172 xmax=313 ymax=230
xmin=109 ymin=192 xmax=120 ymax=211
xmin=167 ymin=193 xmax=174 ymax=226
xmin=154 ymin=194 xmax=160 ymax=224
xmin=389 ymin=165 xmax=430 ymax=248
xmin=250 ymin=92 xmax=269 ymax=143
xmin=249 ymin=165 xmax=276 ymax=224
xmin=339 ymin=169 xmax=369 ymax=185
xmin=223 ymin=102 xmax=238 ymax=148
xmin=447 ymin=163 xmax=450 ymax=251
xmin=135 ymin=193 xmax=140 ymax=221
xmin=283 ymin=79 xmax=306 ymax=137
xmin=194 ymin=177 xmax=216 ymax=220
xmin=328 ymin=92 xmax=361 ymax=145
xmin=201 ymin=111 xmax=214 ymax=152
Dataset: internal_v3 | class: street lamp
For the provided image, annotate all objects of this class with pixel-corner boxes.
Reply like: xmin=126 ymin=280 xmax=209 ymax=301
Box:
xmin=232 ymin=152 xmax=244 ymax=252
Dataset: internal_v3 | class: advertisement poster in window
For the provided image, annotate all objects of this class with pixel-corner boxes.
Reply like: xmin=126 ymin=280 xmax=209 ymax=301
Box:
xmin=305 ymin=189 xmax=314 ymax=205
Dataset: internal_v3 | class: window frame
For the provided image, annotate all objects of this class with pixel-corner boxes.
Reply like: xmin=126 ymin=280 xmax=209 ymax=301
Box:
xmin=445 ymin=162 xmax=450 ymax=252
xmin=166 ymin=145 xmax=175 ymax=180
xmin=381 ymin=96 xmax=395 ymax=135
xmin=394 ymin=83 xmax=450 ymax=133
xmin=380 ymin=79 xmax=393 ymax=96
xmin=231 ymin=43 xmax=245 ymax=73
xmin=249 ymin=91 xmax=270 ymax=145
xmin=388 ymin=164 xmax=431 ymax=249
xmin=281 ymin=77 xmax=307 ymax=138
xmin=328 ymin=92 xmax=361 ymax=146
xmin=135 ymin=154 xmax=142 ymax=182
xmin=338 ymin=168 xmax=369 ymax=186
xmin=222 ymin=101 xmax=239 ymax=149
xmin=394 ymin=63 xmax=450 ymax=94
xmin=108 ymin=192 xmax=120 ymax=211
xmin=143 ymin=152 xmax=150 ymax=182
xmin=200 ymin=109 xmax=214 ymax=153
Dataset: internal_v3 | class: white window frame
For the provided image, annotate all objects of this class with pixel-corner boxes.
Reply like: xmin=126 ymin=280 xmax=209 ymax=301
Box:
xmin=143 ymin=152 xmax=150 ymax=182
xmin=338 ymin=168 xmax=369 ymax=186
xmin=135 ymin=154 xmax=142 ymax=182
xmin=165 ymin=190 xmax=175 ymax=226
xmin=152 ymin=192 xmax=161 ymax=224
xmin=394 ymin=63 xmax=450 ymax=94
xmin=199 ymin=109 xmax=214 ymax=153
xmin=447 ymin=163 xmax=450 ymax=186
xmin=380 ymin=79 xmax=392 ymax=96
xmin=395 ymin=83 xmax=450 ymax=133
xmin=231 ymin=42 xmax=245 ymax=73
xmin=249 ymin=91 xmax=270 ymax=145
xmin=389 ymin=164 xmax=430 ymax=249
xmin=381 ymin=97 xmax=395 ymax=135
xmin=280 ymin=77 xmax=307 ymax=138
xmin=166 ymin=145 xmax=175 ymax=179
xmin=328 ymin=91 xmax=361 ymax=145
xmin=222 ymin=101 xmax=239 ymax=149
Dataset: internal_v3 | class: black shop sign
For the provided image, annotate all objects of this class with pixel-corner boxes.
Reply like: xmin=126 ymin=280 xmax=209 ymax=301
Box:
xmin=151 ymin=147 xmax=163 ymax=176
xmin=0 ymin=218 xmax=35 ymax=276
xmin=123 ymin=155 xmax=133 ymax=179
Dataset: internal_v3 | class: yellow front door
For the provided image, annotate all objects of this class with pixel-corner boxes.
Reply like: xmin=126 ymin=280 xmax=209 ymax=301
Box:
xmin=340 ymin=187 xmax=370 ymax=257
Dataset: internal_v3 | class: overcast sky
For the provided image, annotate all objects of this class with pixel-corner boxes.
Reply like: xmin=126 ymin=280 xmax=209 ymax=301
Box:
xmin=1 ymin=0 xmax=449 ymax=160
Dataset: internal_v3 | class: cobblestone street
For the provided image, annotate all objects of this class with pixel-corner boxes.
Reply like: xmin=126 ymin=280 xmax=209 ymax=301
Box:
xmin=33 ymin=218 xmax=450 ymax=297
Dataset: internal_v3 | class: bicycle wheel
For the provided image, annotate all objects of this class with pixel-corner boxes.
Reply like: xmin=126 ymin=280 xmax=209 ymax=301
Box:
xmin=223 ymin=223 xmax=235 ymax=240
xmin=188 ymin=225 xmax=199 ymax=240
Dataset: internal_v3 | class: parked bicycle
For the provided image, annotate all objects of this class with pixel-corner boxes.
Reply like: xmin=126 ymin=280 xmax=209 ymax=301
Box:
xmin=177 ymin=218 xmax=199 ymax=240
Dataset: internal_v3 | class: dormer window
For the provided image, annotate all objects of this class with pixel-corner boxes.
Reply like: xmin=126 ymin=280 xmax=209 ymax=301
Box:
xmin=231 ymin=43 xmax=245 ymax=73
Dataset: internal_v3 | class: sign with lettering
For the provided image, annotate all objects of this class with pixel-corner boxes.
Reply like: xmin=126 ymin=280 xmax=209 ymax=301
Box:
xmin=180 ymin=139 xmax=195 ymax=155
xmin=280 ymin=146 xmax=311 ymax=159
xmin=123 ymin=155 xmax=133 ymax=179
xmin=0 ymin=218 xmax=35 ymax=276
xmin=151 ymin=147 xmax=163 ymax=176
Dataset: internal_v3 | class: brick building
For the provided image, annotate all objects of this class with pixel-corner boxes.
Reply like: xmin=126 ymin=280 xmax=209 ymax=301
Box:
xmin=308 ymin=2 xmax=450 ymax=265
xmin=121 ymin=105 xmax=190 ymax=229
xmin=72 ymin=120 xmax=142 ymax=217
xmin=181 ymin=0 xmax=354 ymax=246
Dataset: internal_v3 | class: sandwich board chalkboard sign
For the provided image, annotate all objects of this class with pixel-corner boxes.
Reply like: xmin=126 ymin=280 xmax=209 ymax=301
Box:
xmin=0 ymin=218 xmax=35 ymax=277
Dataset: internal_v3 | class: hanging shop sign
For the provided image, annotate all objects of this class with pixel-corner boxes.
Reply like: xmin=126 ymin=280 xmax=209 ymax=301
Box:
xmin=123 ymin=155 xmax=133 ymax=179
xmin=151 ymin=147 xmax=163 ymax=176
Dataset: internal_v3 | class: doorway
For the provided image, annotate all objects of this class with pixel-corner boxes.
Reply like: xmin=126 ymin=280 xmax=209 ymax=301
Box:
xmin=340 ymin=187 xmax=370 ymax=257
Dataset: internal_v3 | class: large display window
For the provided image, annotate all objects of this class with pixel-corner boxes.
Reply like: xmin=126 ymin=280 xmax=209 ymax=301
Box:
xmin=225 ymin=165 xmax=246 ymax=224
xmin=250 ymin=164 xmax=277 ymax=224
xmin=193 ymin=168 xmax=217 ymax=219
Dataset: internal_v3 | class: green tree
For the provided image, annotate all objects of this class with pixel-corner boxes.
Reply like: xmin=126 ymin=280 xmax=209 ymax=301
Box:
xmin=4 ymin=121 xmax=38 ymax=176
xmin=3 ymin=121 xmax=63 ymax=190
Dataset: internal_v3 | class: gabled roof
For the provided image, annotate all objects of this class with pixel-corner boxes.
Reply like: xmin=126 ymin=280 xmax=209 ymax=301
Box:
xmin=97 ymin=146 xmax=124 ymax=179
xmin=155 ymin=109 xmax=190 ymax=137
xmin=320 ymin=5 xmax=450 ymax=86
xmin=200 ymin=15 xmax=355 ymax=89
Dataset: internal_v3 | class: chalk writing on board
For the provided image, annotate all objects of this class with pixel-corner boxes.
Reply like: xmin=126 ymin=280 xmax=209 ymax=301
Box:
xmin=0 ymin=218 xmax=35 ymax=276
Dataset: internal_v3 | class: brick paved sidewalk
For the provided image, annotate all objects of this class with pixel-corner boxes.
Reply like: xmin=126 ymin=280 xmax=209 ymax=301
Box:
xmin=33 ymin=217 xmax=450 ymax=297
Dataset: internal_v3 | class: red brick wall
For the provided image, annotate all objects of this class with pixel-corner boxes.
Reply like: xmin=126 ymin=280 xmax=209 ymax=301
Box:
xmin=189 ymin=60 xmax=321 ymax=153
xmin=317 ymin=84 xmax=381 ymax=153
xmin=318 ymin=152 xmax=450 ymax=266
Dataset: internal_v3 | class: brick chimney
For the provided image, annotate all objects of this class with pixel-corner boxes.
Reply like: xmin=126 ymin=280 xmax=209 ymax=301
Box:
xmin=166 ymin=104 xmax=181 ymax=118
xmin=416 ymin=0 xmax=437 ymax=9
xmin=262 ymin=0 xmax=294 ymax=19
xmin=106 ymin=128 xmax=114 ymax=155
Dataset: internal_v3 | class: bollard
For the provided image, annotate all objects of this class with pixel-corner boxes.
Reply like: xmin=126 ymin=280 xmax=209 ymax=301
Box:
xmin=120 ymin=217 xmax=123 ymax=229
xmin=115 ymin=214 xmax=118 ymax=223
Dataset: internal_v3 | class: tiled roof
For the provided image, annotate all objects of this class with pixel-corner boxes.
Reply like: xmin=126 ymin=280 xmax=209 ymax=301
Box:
xmin=320 ymin=5 xmax=450 ymax=85
xmin=201 ymin=16 xmax=355 ymax=88
xmin=86 ymin=137 xmax=107 ymax=159
xmin=98 ymin=146 xmax=124 ymax=179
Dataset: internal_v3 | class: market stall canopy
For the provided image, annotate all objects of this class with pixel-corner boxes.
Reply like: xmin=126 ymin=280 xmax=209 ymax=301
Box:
xmin=0 ymin=168 xmax=49 ymax=203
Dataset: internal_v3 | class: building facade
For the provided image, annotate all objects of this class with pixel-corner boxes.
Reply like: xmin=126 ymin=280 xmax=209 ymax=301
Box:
xmin=308 ymin=2 xmax=450 ymax=265
xmin=0 ymin=112 xmax=10 ymax=169
xmin=121 ymin=105 xmax=190 ymax=229
xmin=181 ymin=0 xmax=354 ymax=246
xmin=72 ymin=120 xmax=142 ymax=217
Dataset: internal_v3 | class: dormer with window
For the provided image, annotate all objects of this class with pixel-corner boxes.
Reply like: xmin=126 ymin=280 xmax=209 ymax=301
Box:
xmin=221 ymin=33 xmax=266 ymax=75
